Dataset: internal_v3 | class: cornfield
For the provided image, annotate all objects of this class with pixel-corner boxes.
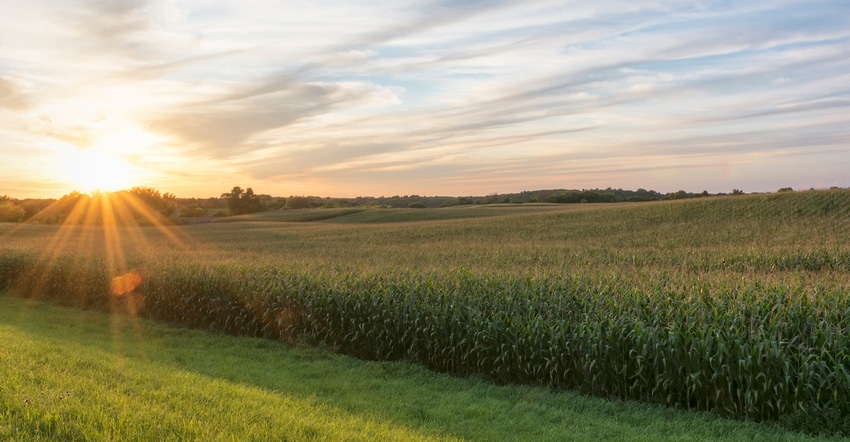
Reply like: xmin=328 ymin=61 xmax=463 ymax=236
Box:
xmin=2 ymin=189 xmax=849 ymax=434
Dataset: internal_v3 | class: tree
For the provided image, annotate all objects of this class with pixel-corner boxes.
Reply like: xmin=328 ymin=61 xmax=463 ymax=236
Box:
xmin=129 ymin=187 xmax=176 ymax=218
xmin=221 ymin=186 xmax=265 ymax=215
xmin=179 ymin=204 xmax=207 ymax=217
xmin=285 ymin=195 xmax=311 ymax=209
xmin=665 ymin=190 xmax=689 ymax=200
xmin=19 ymin=198 xmax=54 ymax=219
xmin=0 ymin=199 xmax=25 ymax=222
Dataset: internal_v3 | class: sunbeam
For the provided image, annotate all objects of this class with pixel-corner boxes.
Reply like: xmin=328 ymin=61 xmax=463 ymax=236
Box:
xmin=10 ymin=190 xmax=191 ymax=318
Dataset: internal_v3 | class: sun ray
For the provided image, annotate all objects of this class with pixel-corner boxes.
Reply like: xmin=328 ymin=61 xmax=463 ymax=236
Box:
xmin=14 ymin=189 xmax=191 ymax=319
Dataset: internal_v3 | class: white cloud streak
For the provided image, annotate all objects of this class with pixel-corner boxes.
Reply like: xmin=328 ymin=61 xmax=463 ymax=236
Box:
xmin=1 ymin=0 xmax=849 ymax=197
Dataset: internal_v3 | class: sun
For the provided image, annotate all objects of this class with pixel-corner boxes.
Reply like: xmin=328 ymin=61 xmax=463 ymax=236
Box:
xmin=62 ymin=149 xmax=136 ymax=193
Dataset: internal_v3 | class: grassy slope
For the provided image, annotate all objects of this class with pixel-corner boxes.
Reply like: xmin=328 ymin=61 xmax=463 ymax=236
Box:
xmin=0 ymin=294 xmax=838 ymax=442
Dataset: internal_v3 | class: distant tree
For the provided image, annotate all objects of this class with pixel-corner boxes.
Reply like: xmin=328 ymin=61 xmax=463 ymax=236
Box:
xmin=257 ymin=194 xmax=286 ymax=210
xmin=202 ymin=197 xmax=226 ymax=210
xmin=285 ymin=195 xmax=311 ymax=209
xmin=732 ymin=189 xmax=745 ymax=195
xmin=29 ymin=191 xmax=85 ymax=224
xmin=221 ymin=186 xmax=265 ymax=215
xmin=0 ymin=199 xmax=25 ymax=222
xmin=665 ymin=190 xmax=689 ymax=200
xmin=457 ymin=197 xmax=474 ymax=206
xmin=408 ymin=202 xmax=426 ymax=209
xmin=179 ymin=204 xmax=207 ymax=217
xmin=241 ymin=188 xmax=264 ymax=213
xmin=129 ymin=187 xmax=176 ymax=218
xmin=19 ymin=198 xmax=54 ymax=219
xmin=778 ymin=187 xmax=794 ymax=193
xmin=221 ymin=186 xmax=244 ymax=214
xmin=483 ymin=194 xmax=501 ymax=204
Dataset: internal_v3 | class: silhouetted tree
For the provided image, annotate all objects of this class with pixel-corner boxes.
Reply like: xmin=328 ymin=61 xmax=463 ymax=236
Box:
xmin=221 ymin=186 xmax=265 ymax=215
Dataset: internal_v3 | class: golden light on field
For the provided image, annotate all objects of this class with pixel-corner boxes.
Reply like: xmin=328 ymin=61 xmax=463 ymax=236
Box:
xmin=12 ymin=184 xmax=189 ymax=322
xmin=61 ymin=149 xmax=136 ymax=193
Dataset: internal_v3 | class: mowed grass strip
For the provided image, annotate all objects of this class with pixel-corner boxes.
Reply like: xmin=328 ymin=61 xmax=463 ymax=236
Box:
xmin=0 ymin=295 xmax=838 ymax=442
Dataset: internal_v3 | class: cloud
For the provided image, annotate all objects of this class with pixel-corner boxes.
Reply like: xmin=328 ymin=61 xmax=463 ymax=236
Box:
xmin=147 ymin=76 xmax=402 ymax=157
xmin=0 ymin=76 xmax=30 ymax=110
xmin=2 ymin=0 xmax=850 ymax=197
xmin=70 ymin=0 xmax=204 ymax=63
xmin=332 ymin=0 xmax=517 ymax=51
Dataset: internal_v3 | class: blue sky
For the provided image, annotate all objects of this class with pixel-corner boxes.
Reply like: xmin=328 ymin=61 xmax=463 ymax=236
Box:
xmin=1 ymin=0 xmax=848 ymax=198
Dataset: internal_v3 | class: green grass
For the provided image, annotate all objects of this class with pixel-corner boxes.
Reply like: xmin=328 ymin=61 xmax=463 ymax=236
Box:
xmin=0 ymin=294 xmax=840 ymax=441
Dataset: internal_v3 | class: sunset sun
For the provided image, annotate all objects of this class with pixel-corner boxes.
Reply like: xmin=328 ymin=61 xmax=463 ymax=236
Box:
xmin=62 ymin=149 xmax=136 ymax=193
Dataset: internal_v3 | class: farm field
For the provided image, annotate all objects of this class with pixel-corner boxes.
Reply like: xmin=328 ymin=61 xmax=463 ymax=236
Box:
xmin=0 ymin=294 xmax=840 ymax=441
xmin=2 ymin=189 xmax=850 ymax=436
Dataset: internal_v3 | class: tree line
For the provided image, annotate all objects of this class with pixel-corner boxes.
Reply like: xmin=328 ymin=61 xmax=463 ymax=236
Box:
xmin=2 ymin=185 xmax=814 ymax=224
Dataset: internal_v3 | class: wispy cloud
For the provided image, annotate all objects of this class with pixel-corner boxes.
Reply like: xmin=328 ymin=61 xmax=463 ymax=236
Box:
xmin=0 ymin=75 xmax=30 ymax=110
xmin=1 ymin=0 xmax=849 ymax=197
xmin=147 ymin=74 xmax=401 ymax=157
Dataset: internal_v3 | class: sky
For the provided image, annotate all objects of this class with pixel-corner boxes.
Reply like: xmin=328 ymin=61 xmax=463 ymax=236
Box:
xmin=1 ymin=0 xmax=849 ymax=199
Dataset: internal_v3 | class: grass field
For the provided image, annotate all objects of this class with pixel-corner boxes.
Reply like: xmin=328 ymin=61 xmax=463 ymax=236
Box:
xmin=2 ymin=189 xmax=850 ymax=436
xmin=1 ymin=294 xmax=841 ymax=441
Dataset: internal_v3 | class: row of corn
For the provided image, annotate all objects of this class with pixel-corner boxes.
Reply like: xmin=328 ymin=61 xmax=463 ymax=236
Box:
xmin=1 ymin=251 xmax=848 ymax=434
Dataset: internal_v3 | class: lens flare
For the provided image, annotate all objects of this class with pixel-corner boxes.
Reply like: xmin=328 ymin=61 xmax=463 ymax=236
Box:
xmin=111 ymin=271 xmax=142 ymax=296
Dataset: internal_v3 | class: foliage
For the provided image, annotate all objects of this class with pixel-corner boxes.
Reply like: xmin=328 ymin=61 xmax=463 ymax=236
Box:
xmin=285 ymin=195 xmax=313 ymax=209
xmin=0 ymin=199 xmax=25 ymax=222
xmin=2 ymin=188 xmax=850 ymax=435
xmin=221 ymin=186 xmax=265 ymax=215
xmin=178 ymin=203 xmax=207 ymax=217
xmin=129 ymin=186 xmax=176 ymax=218
xmin=17 ymin=198 xmax=55 ymax=220
xmin=221 ymin=187 xmax=675 ymax=209
xmin=25 ymin=191 xmax=85 ymax=224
